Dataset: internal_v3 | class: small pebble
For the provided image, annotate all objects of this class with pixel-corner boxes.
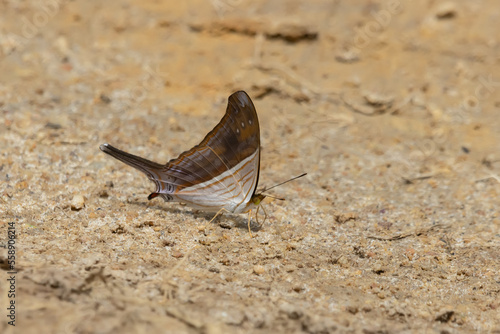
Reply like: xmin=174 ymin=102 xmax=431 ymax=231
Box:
xmin=253 ymin=265 xmax=265 ymax=275
xmin=279 ymin=302 xmax=303 ymax=319
xmin=172 ymin=251 xmax=183 ymax=258
xmin=435 ymin=2 xmax=457 ymax=19
xmin=98 ymin=189 xmax=109 ymax=198
xmin=71 ymin=195 xmax=85 ymax=211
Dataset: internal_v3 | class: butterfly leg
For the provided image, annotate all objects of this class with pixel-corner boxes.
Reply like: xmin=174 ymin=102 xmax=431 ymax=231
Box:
xmin=203 ymin=208 xmax=230 ymax=233
xmin=255 ymin=204 xmax=268 ymax=230
xmin=247 ymin=210 xmax=253 ymax=237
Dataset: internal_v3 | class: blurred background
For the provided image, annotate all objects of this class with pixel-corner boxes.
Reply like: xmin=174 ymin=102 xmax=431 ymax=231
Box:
xmin=1 ymin=1 xmax=499 ymax=333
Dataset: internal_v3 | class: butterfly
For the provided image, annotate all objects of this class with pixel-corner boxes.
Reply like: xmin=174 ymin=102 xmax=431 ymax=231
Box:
xmin=100 ymin=91 xmax=276 ymax=230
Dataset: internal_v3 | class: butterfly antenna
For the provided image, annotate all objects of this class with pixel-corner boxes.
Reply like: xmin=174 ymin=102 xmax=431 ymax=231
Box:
xmin=262 ymin=173 xmax=307 ymax=195
xmin=265 ymin=194 xmax=285 ymax=201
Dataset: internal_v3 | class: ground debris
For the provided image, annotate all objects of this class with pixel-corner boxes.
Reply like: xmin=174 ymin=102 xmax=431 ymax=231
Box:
xmin=368 ymin=224 xmax=448 ymax=241
xmin=189 ymin=18 xmax=318 ymax=42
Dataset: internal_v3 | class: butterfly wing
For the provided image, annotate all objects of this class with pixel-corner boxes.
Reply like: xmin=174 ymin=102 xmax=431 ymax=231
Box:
xmin=100 ymin=91 xmax=261 ymax=213
xmin=169 ymin=91 xmax=260 ymax=212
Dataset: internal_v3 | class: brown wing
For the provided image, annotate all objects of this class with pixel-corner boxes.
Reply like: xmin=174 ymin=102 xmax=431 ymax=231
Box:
xmin=166 ymin=91 xmax=260 ymax=189
xmin=100 ymin=91 xmax=261 ymax=202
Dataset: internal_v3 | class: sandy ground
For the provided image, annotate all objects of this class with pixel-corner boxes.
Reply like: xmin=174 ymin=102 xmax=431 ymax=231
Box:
xmin=1 ymin=0 xmax=499 ymax=333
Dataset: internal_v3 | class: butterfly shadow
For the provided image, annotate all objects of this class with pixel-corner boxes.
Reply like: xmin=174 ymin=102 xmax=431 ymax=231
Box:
xmin=121 ymin=199 xmax=187 ymax=217
xmin=126 ymin=200 xmax=263 ymax=232
xmin=192 ymin=211 xmax=263 ymax=232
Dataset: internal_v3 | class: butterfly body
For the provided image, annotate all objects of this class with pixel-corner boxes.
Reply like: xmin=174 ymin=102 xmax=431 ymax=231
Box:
xmin=100 ymin=91 xmax=264 ymax=214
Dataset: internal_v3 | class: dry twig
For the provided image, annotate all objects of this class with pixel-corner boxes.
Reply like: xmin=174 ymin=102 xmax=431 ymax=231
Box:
xmin=367 ymin=223 xmax=447 ymax=241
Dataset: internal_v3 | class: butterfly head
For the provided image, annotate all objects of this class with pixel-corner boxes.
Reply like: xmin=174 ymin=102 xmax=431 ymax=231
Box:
xmin=251 ymin=193 xmax=266 ymax=206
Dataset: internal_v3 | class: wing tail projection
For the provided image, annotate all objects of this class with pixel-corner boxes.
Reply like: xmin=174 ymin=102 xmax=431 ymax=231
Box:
xmin=100 ymin=143 xmax=164 ymax=176
xmin=100 ymin=143 xmax=175 ymax=200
